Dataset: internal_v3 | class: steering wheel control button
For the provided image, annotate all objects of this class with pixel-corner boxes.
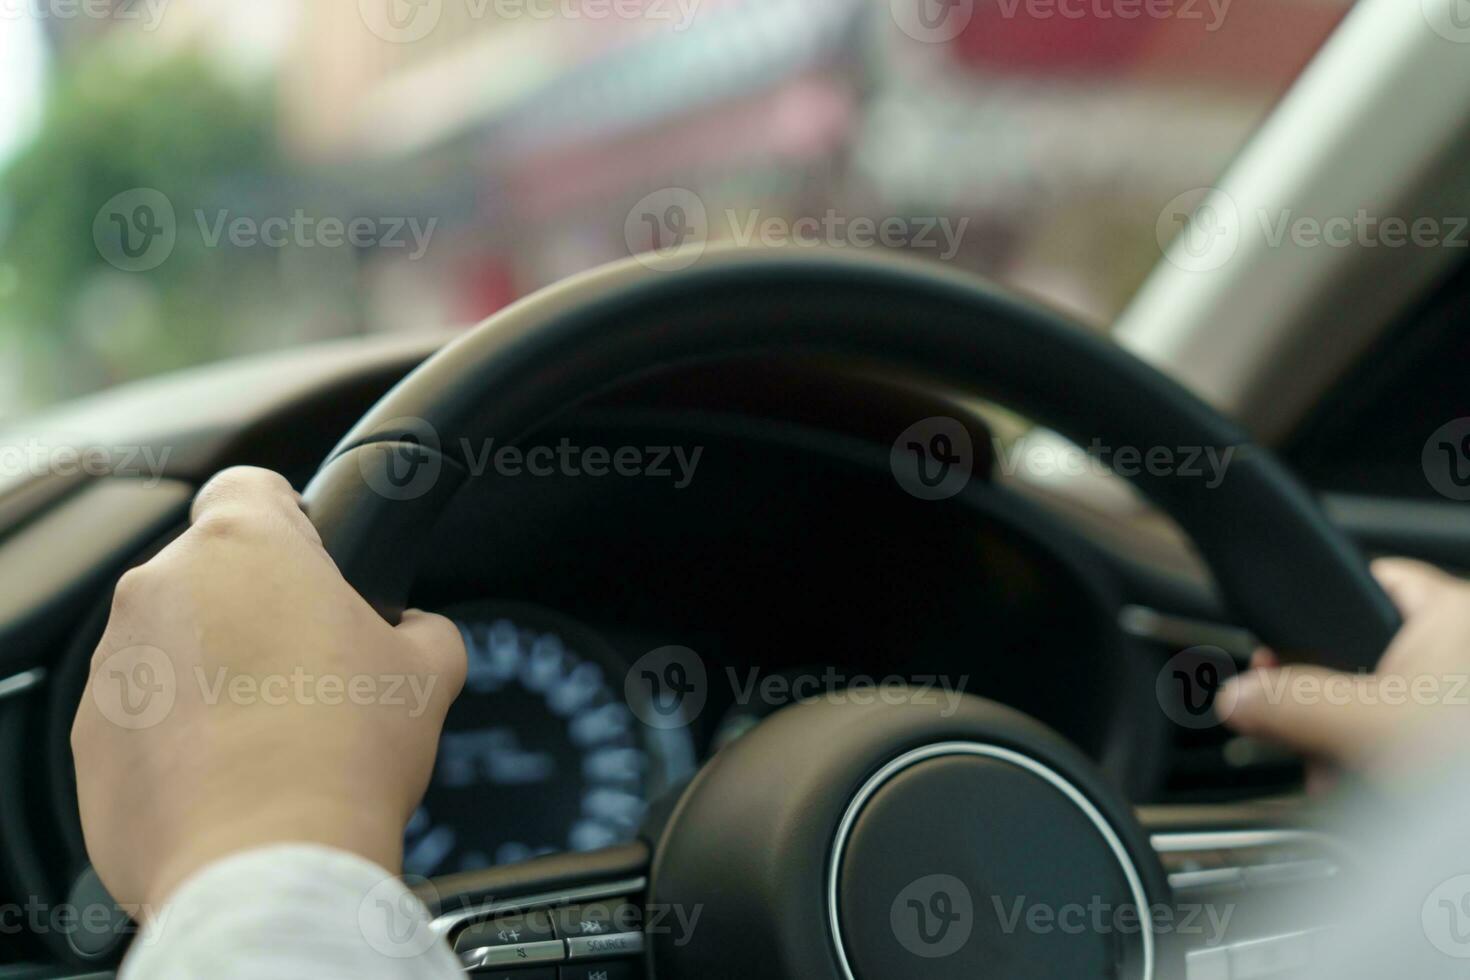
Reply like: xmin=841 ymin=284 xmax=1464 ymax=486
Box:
xmin=562 ymin=961 xmax=640 ymax=980
xmin=454 ymin=909 xmax=557 ymax=952
xmin=556 ymin=898 xmax=642 ymax=937
xmin=833 ymin=746 xmax=1152 ymax=980
xmin=458 ymin=938 xmax=564 ymax=971
xmin=566 ymin=931 xmax=646 ymax=960
xmin=455 ymin=909 xmax=565 ymax=971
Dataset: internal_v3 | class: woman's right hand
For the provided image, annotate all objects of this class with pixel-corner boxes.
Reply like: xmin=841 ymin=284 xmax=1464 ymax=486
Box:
xmin=1222 ymin=558 xmax=1470 ymax=777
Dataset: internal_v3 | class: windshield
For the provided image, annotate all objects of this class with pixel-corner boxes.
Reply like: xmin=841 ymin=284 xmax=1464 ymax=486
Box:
xmin=0 ymin=0 xmax=1355 ymax=420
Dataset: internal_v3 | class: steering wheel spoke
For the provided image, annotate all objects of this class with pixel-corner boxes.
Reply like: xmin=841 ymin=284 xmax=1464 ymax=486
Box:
xmin=424 ymin=841 xmax=650 ymax=977
xmin=1143 ymin=812 xmax=1354 ymax=977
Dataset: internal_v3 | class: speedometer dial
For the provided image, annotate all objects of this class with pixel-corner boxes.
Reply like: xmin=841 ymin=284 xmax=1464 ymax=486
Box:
xmin=404 ymin=602 xmax=694 ymax=877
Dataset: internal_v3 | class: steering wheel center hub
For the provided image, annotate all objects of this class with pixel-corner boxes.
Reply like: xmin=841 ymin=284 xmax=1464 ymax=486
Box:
xmin=647 ymin=694 xmax=1166 ymax=980
xmin=830 ymin=742 xmax=1153 ymax=980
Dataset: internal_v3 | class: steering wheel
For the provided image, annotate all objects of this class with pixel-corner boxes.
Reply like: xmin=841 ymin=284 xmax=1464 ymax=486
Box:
xmin=302 ymin=248 xmax=1397 ymax=980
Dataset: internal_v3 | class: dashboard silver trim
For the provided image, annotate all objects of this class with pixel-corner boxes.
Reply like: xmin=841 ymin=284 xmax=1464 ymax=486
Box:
xmin=827 ymin=741 xmax=1155 ymax=980
xmin=0 ymin=667 xmax=45 ymax=702
xmin=1118 ymin=605 xmax=1257 ymax=659
xmin=1153 ymin=829 xmax=1345 ymax=893
xmin=1149 ymin=829 xmax=1337 ymax=853
xmin=1184 ymin=926 xmax=1335 ymax=980
xmin=429 ymin=875 xmax=647 ymax=939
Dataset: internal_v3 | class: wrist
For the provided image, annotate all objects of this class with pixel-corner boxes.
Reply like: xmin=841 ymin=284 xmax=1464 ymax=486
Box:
xmin=143 ymin=797 xmax=405 ymax=910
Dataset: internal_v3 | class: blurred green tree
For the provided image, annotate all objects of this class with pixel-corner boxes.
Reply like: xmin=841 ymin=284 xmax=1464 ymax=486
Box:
xmin=0 ymin=50 xmax=278 ymax=415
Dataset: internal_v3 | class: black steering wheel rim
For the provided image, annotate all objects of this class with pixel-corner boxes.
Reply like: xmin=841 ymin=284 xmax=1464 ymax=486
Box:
xmin=302 ymin=245 xmax=1397 ymax=671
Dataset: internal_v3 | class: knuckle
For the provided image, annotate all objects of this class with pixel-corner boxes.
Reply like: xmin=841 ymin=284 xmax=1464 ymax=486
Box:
xmin=407 ymin=613 xmax=468 ymax=689
xmin=190 ymin=466 xmax=301 ymax=545
xmin=87 ymin=638 xmax=114 ymax=676
xmin=109 ymin=566 xmax=152 ymax=612
xmin=430 ymin=612 xmax=466 ymax=649
xmin=214 ymin=465 xmax=291 ymax=496
xmin=202 ymin=464 xmax=290 ymax=497
xmin=189 ymin=511 xmax=251 ymax=543
xmin=192 ymin=466 xmax=294 ymax=522
xmin=428 ymin=615 xmax=467 ymax=661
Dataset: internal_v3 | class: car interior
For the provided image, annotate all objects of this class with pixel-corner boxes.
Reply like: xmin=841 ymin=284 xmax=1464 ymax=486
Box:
xmin=3 ymin=1 xmax=1470 ymax=978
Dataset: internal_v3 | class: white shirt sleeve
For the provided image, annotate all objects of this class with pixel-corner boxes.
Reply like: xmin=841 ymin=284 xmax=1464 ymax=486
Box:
xmin=119 ymin=844 xmax=465 ymax=980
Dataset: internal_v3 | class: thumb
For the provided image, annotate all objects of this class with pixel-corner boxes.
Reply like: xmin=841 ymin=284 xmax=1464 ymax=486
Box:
xmin=1372 ymin=557 xmax=1460 ymax=620
xmin=1221 ymin=666 xmax=1400 ymax=764
xmin=395 ymin=609 xmax=468 ymax=712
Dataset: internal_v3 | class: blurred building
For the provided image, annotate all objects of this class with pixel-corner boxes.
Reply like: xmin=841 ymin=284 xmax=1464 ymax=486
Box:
xmin=3 ymin=0 xmax=1359 ymax=415
xmin=265 ymin=0 xmax=1356 ymax=325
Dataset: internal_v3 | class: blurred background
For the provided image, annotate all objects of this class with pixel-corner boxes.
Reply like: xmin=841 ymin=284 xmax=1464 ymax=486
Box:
xmin=0 ymin=0 xmax=1356 ymax=420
